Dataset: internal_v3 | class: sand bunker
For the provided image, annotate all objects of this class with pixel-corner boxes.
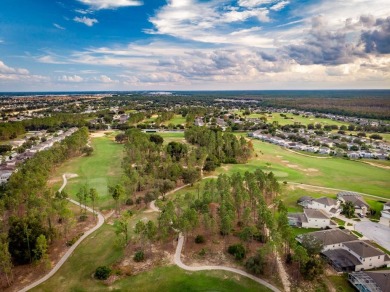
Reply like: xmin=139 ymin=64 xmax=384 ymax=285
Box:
xmin=90 ymin=131 xmax=113 ymax=138
xmin=287 ymin=164 xmax=299 ymax=168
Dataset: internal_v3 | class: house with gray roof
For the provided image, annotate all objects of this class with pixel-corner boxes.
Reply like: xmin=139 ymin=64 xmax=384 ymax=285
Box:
xmin=297 ymin=229 xmax=390 ymax=272
xmin=349 ymin=270 xmax=390 ymax=292
xmin=337 ymin=192 xmax=370 ymax=217
xmin=288 ymin=208 xmax=336 ymax=229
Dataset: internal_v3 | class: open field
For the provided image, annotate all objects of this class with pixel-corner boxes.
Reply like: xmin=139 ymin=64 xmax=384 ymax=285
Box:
xmin=49 ymin=135 xmax=124 ymax=210
xmin=233 ymin=111 xmax=349 ymax=127
xmin=265 ymin=113 xmax=349 ymax=127
xmin=33 ymin=206 xmax=270 ymax=292
xmin=152 ymin=131 xmax=390 ymax=199
xmin=164 ymin=114 xmax=186 ymax=125
xmin=220 ymin=137 xmax=390 ymax=199
xmin=109 ymin=266 xmax=272 ymax=292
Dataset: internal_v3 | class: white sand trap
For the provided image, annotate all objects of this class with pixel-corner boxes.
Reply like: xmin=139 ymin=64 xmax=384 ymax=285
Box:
xmin=90 ymin=131 xmax=113 ymax=138
xmin=306 ymin=168 xmax=319 ymax=172
xmin=276 ymin=155 xmax=283 ymax=158
xmin=282 ymin=160 xmax=289 ymax=163
xmin=287 ymin=164 xmax=299 ymax=168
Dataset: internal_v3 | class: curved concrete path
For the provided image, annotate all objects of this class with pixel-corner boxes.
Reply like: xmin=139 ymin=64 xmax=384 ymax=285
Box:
xmin=174 ymin=233 xmax=281 ymax=292
xmin=149 ymin=178 xmax=281 ymax=292
xmin=19 ymin=174 xmax=105 ymax=292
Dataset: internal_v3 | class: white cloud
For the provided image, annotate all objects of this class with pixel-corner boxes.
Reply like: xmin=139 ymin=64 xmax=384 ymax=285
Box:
xmin=238 ymin=0 xmax=275 ymax=8
xmin=53 ymin=23 xmax=65 ymax=30
xmin=74 ymin=16 xmax=98 ymax=27
xmin=146 ymin=0 xmax=273 ymax=47
xmin=37 ymin=55 xmax=68 ymax=64
xmin=93 ymin=74 xmax=119 ymax=83
xmin=0 ymin=60 xmax=29 ymax=75
xmin=0 ymin=60 xmax=48 ymax=83
xmin=270 ymin=1 xmax=289 ymax=11
xmin=76 ymin=0 xmax=142 ymax=10
xmin=58 ymin=75 xmax=84 ymax=82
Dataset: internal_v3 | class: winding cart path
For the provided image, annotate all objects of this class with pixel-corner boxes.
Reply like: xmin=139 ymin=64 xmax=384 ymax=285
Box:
xmin=19 ymin=174 xmax=105 ymax=292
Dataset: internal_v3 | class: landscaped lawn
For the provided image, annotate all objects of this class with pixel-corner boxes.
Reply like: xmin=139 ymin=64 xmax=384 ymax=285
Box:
xmin=49 ymin=135 xmax=124 ymax=210
xmin=290 ymin=227 xmax=320 ymax=237
xmin=32 ymin=224 xmax=123 ymax=292
xmin=110 ymin=266 xmax=272 ymax=292
xmin=151 ymin=131 xmax=390 ymax=200
xmin=221 ymin=137 xmax=390 ymax=199
xmin=163 ymin=114 xmax=186 ymax=126
xmin=328 ymin=275 xmax=356 ymax=292
xmin=33 ymin=222 xmax=271 ymax=292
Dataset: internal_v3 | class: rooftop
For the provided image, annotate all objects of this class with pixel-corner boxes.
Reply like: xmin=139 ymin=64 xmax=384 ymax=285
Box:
xmin=304 ymin=229 xmax=357 ymax=246
xmin=343 ymin=240 xmax=384 ymax=258
xmin=304 ymin=208 xmax=330 ymax=219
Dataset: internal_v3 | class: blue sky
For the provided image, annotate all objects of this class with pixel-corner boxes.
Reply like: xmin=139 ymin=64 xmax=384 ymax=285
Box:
xmin=0 ymin=0 xmax=389 ymax=91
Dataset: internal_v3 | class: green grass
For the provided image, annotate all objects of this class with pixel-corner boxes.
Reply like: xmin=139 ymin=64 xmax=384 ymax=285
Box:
xmin=110 ymin=266 xmax=272 ymax=292
xmin=151 ymin=131 xmax=390 ymax=200
xmin=163 ymin=114 xmax=186 ymax=126
xmin=51 ymin=136 xmax=124 ymax=210
xmin=351 ymin=230 xmax=363 ymax=238
xmin=220 ymin=138 xmax=390 ymax=199
xmin=332 ymin=217 xmax=346 ymax=226
xmin=33 ymin=224 xmax=123 ymax=292
xmin=366 ymin=199 xmax=385 ymax=219
xmin=34 ymin=218 xmax=270 ymax=292
xmin=328 ymin=275 xmax=355 ymax=292
xmin=264 ymin=113 xmax=348 ymax=127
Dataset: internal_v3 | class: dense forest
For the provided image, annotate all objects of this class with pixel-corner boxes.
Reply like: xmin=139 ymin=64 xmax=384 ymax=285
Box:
xmin=0 ymin=127 xmax=88 ymax=284
xmin=0 ymin=114 xmax=89 ymax=141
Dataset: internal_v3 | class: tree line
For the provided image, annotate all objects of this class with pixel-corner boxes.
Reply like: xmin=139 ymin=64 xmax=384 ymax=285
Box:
xmin=0 ymin=127 xmax=89 ymax=286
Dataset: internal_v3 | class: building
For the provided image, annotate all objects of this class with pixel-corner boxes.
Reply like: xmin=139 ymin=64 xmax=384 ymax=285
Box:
xmin=288 ymin=209 xmax=336 ymax=229
xmin=304 ymin=197 xmax=341 ymax=217
xmin=349 ymin=270 xmax=390 ymax=292
xmin=379 ymin=202 xmax=390 ymax=227
xmin=337 ymin=192 xmax=370 ymax=217
xmin=297 ymin=229 xmax=390 ymax=272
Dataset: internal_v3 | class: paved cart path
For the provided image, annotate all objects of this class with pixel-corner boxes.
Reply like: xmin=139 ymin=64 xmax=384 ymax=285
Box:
xmin=19 ymin=174 xmax=105 ymax=292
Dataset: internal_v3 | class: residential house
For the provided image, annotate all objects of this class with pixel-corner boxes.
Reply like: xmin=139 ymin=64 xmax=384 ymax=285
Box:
xmin=297 ymin=229 xmax=390 ymax=272
xmin=305 ymin=197 xmax=342 ymax=217
xmin=288 ymin=208 xmax=336 ymax=229
xmin=337 ymin=192 xmax=370 ymax=217
xmin=349 ymin=270 xmax=390 ymax=292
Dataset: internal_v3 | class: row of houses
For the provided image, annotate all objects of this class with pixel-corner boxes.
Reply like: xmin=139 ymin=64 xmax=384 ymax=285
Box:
xmin=289 ymin=192 xmax=372 ymax=229
xmin=250 ymin=131 xmax=389 ymax=160
xmin=0 ymin=127 xmax=78 ymax=184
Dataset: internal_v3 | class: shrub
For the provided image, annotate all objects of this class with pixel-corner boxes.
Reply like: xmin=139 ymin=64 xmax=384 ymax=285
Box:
xmin=245 ymin=253 xmax=265 ymax=275
xmin=199 ymin=248 xmax=206 ymax=256
xmin=94 ymin=266 xmax=111 ymax=280
xmin=133 ymin=250 xmax=145 ymax=262
xmin=125 ymin=198 xmax=134 ymax=205
xmin=79 ymin=214 xmax=88 ymax=221
xmin=228 ymin=244 xmax=246 ymax=260
xmin=195 ymin=235 xmax=205 ymax=244
xmin=66 ymin=232 xmax=84 ymax=247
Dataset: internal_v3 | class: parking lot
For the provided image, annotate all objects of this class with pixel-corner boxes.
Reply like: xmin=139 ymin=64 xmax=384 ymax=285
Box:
xmin=354 ymin=221 xmax=390 ymax=251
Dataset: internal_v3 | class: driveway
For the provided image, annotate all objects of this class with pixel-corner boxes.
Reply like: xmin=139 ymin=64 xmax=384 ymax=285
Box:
xmin=354 ymin=221 xmax=390 ymax=251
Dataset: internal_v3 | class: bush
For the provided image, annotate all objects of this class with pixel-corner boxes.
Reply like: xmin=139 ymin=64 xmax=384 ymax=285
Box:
xmin=79 ymin=214 xmax=88 ymax=221
xmin=228 ymin=244 xmax=246 ymax=260
xmin=125 ymin=198 xmax=134 ymax=205
xmin=133 ymin=250 xmax=145 ymax=262
xmin=94 ymin=266 xmax=111 ymax=280
xmin=245 ymin=253 xmax=265 ymax=275
xmin=195 ymin=235 xmax=205 ymax=244
xmin=66 ymin=232 xmax=84 ymax=247
xmin=199 ymin=248 xmax=206 ymax=256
